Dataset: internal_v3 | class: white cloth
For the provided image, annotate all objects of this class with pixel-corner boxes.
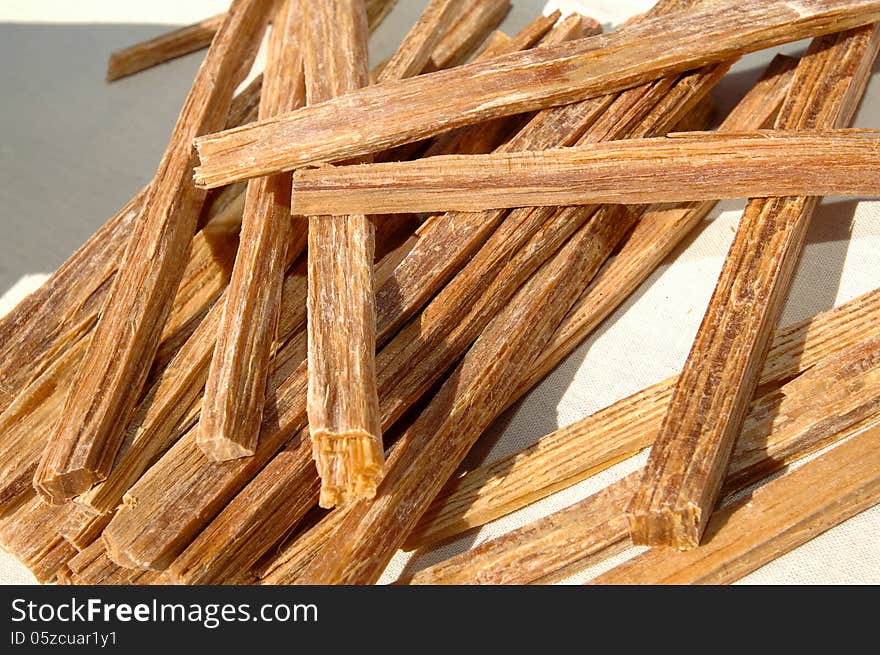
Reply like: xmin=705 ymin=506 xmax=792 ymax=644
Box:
xmin=1 ymin=1 xmax=877 ymax=585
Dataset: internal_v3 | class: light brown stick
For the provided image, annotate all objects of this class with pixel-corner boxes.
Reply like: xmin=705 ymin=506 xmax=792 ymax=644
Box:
xmin=258 ymin=53 xmax=800 ymax=583
xmin=34 ymin=0 xmax=275 ymax=504
xmin=290 ymin=129 xmax=880 ymax=215
xmin=76 ymin=13 xmax=480 ymax=520
xmin=293 ymin=60 xmax=725 ymax=584
xmin=107 ymin=13 xmax=226 ymax=81
xmin=410 ymin=286 xmax=880 ymax=550
xmin=428 ymin=0 xmax=510 ymax=69
xmin=378 ymin=0 xmax=467 ymax=82
xmin=520 ymin=54 xmax=800 ymax=396
xmin=163 ymin=18 xmax=591 ymax=585
xmin=406 ymin=319 xmax=880 ymax=584
xmin=0 ymin=494 xmax=78 ymax=583
xmin=628 ymin=24 xmax=880 ymax=550
xmin=192 ymin=0 xmax=880 ymax=187
xmin=596 ymin=423 xmax=880 ymax=585
xmin=303 ymin=0 xmax=380 ymax=508
xmin=198 ymin=0 xmax=306 ymax=461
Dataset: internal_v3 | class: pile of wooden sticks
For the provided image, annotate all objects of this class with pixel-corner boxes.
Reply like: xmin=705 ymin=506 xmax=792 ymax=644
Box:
xmin=2 ymin=0 xmax=880 ymax=585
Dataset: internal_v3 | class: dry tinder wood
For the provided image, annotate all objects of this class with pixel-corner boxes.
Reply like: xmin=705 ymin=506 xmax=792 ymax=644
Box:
xmin=107 ymin=13 xmax=225 ymax=81
xmin=628 ymin=24 xmax=880 ymax=550
xmin=596 ymin=423 xmax=880 ymax=585
xmin=377 ymin=0 xmax=467 ymax=82
xmin=35 ymin=0 xmax=274 ymax=504
xmin=158 ymin=7 xmax=712 ymax=582
xmin=409 ymin=287 xmax=880 ymax=549
xmin=199 ymin=0 xmax=305 ymax=462
xmin=192 ymin=0 xmax=880 ymax=187
xmin=162 ymin=18 xmax=596 ymax=585
xmin=99 ymin=14 xmax=522 ymax=572
xmin=0 ymin=210 xmax=243 ymax=513
xmin=0 ymin=494 xmax=77 ymax=583
xmin=409 ymin=332 xmax=880 ymax=584
xmin=290 ymin=129 xmax=880 ymax=214
xmin=290 ymin=54 xmax=724 ymax=581
xmin=521 ymin=54 xmax=800 ymax=394
xmin=428 ymin=0 xmax=510 ymax=70
xmin=104 ymin=14 xmax=684 ymax=575
xmin=304 ymin=0 xmax=381 ymax=508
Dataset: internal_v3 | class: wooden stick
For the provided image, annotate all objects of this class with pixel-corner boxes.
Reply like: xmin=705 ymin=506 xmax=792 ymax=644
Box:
xmin=106 ymin=8 xmax=705 ymax=577
xmin=0 ymin=210 xmax=242 ymax=513
xmin=198 ymin=0 xmax=306 ymax=462
xmin=628 ymin=24 xmax=880 ymax=550
xmin=428 ymin=0 xmax=510 ymax=70
xmin=0 ymin=64 xmax=271 ymax=425
xmin=378 ymin=0 xmax=467 ymax=82
xmin=290 ymin=129 xmax=880 ymax=215
xmin=366 ymin=0 xmax=399 ymax=31
xmin=164 ymin=19 xmax=592 ymax=585
xmin=303 ymin=0 xmax=380 ymax=508
xmin=0 ymin=494 xmax=78 ymax=583
xmin=34 ymin=0 xmax=275 ymax=504
xmin=192 ymin=0 xmax=880 ymax=187
xmin=293 ymin=63 xmax=726 ymax=586
xmin=597 ymin=423 xmax=880 ymax=585
xmin=522 ymin=54 xmax=800 ymax=395
xmin=410 ymin=332 xmax=880 ymax=584
xmin=408 ymin=286 xmax=880 ymax=550
xmin=107 ymin=13 xmax=226 ymax=81
xmin=76 ymin=22 xmax=477 ymax=519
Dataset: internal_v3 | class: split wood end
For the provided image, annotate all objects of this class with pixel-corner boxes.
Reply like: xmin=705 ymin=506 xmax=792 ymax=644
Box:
xmin=34 ymin=467 xmax=100 ymax=507
xmin=196 ymin=433 xmax=257 ymax=462
xmin=311 ymin=428 xmax=384 ymax=508
xmin=626 ymin=498 xmax=704 ymax=550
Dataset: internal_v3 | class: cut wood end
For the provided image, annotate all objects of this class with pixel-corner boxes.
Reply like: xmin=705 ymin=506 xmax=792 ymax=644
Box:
xmin=34 ymin=468 xmax=100 ymax=506
xmin=312 ymin=429 xmax=385 ymax=509
xmin=196 ymin=432 xmax=257 ymax=462
xmin=106 ymin=54 xmax=126 ymax=82
xmin=101 ymin=531 xmax=146 ymax=571
xmin=627 ymin=501 xmax=703 ymax=550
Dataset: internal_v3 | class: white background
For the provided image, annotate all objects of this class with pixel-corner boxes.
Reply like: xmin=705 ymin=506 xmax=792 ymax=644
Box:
xmin=1 ymin=1 xmax=878 ymax=584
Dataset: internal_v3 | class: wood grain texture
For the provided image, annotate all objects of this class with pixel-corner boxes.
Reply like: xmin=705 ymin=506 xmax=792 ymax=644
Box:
xmin=242 ymin=1 xmax=720 ymax=586
xmin=0 ymin=494 xmax=77 ymax=583
xmin=596 ymin=423 xmax=880 ymax=585
xmin=192 ymin=0 xmax=880 ymax=188
xmin=522 ymin=55 xmax=800 ymax=394
xmin=290 ymin=129 xmax=880 ymax=214
xmin=0 ymin=210 xmax=243 ymax=514
xmin=293 ymin=54 xmax=725 ymax=586
xmin=628 ymin=24 xmax=880 ymax=550
xmin=378 ymin=0 xmax=467 ymax=82
xmin=198 ymin=0 xmax=306 ymax=462
xmin=410 ymin=331 xmax=880 ymax=584
xmin=34 ymin=0 xmax=275 ymax=504
xmin=162 ymin=19 xmax=590 ymax=585
xmin=99 ymin=13 xmax=533 ymax=572
xmin=427 ymin=0 xmax=510 ymax=70
xmin=304 ymin=0 xmax=381 ymax=508
xmin=409 ymin=286 xmax=880 ymax=550
xmin=107 ymin=13 xmax=225 ymax=81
